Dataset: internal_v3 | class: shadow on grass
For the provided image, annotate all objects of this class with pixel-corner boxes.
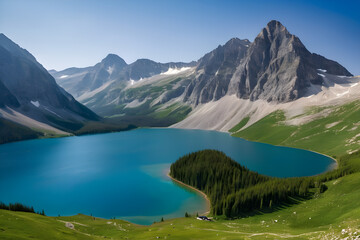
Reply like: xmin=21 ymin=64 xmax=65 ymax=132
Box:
xmin=223 ymin=194 xmax=314 ymax=220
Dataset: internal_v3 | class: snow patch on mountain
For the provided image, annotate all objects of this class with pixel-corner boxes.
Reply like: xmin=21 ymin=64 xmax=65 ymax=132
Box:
xmin=161 ymin=67 xmax=191 ymax=75
xmin=31 ymin=100 xmax=40 ymax=107
xmin=107 ymin=66 xmax=114 ymax=75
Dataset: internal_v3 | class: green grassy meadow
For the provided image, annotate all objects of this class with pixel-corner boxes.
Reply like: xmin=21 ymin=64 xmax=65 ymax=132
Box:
xmin=233 ymin=100 xmax=360 ymax=157
xmin=1 ymin=171 xmax=360 ymax=239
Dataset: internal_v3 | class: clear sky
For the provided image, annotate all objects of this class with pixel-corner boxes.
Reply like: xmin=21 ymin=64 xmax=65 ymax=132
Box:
xmin=0 ymin=0 xmax=359 ymax=74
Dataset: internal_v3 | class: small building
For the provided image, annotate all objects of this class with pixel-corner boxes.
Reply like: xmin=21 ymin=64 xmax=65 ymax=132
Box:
xmin=196 ymin=216 xmax=211 ymax=221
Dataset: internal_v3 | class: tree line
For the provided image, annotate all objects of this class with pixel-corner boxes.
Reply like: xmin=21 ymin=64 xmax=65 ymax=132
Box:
xmin=0 ymin=202 xmax=45 ymax=215
xmin=170 ymin=150 xmax=327 ymax=218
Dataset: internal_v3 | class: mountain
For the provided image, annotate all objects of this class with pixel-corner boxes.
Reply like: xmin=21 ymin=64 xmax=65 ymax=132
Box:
xmin=51 ymin=20 xmax=354 ymax=129
xmin=183 ymin=38 xmax=250 ymax=104
xmin=184 ymin=20 xmax=352 ymax=104
xmin=51 ymin=54 xmax=127 ymax=98
xmin=0 ymin=33 xmax=101 ymax=142
xmin=0 ymin=79 xmax=19 ymax=108
xmin=173 ymin=23 xmax=357 ymax=131
xmin=229 ymin=20 xmax=351 ymax=101
xmin=51 ymin=54 xmax=196 ymax=125
xmin=52 ymin=55 xmax=196 ymax=99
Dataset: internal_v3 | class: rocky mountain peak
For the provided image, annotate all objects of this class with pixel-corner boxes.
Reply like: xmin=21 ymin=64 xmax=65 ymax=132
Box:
xmin=254 ymin=20 xmax=304 ymax=54
xmin=183 ymin=37 xmax=251 ymax=104
xmin=184 ymin=20 xmax=352 ymax=105
xmin=265 ymin=20 xmax=288 ymax=36
xmin=100 ymin=54 xmax=127 ymax=68
xmin=225 ymin=37 xmax=249 ymax=47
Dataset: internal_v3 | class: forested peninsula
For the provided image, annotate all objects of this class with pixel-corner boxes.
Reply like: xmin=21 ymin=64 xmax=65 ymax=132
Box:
xmin=170 ymin=150 xmax=328 ymax=217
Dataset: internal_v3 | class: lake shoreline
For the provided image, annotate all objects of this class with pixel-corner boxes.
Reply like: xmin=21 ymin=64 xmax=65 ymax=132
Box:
xmin=227 ymin=132 xmax=339 ymax=173
xmin=1 ymin=126 xmax=338 ymax=174
xmin=167 ymin=172 xmax=210 ymax=216
xmin=0 ymin=127 xmax=336 ymax=225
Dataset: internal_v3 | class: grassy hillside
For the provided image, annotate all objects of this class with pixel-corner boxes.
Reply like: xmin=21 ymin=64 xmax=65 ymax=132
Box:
xmin=233 ymin=100 xmax=360 ymax=157
xmin=90 ymin=75 xmax=193 ymax=127
xmin=228 ymin=116 xmax=249 ymax=133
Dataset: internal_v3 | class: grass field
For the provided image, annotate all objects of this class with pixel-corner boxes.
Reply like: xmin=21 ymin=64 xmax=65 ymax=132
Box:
xmin=1 ymin=100 xmax=360 ymax=239
xmin=232 ymin=100 xmax=360 ymax=157
xmin=1 ymin=171 xmax=360 ymax=239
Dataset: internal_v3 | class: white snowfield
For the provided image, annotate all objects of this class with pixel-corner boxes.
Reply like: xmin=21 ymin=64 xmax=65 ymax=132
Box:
xmin=126 ymin=67 xmax=195 ymax=90
xmin=171 ymin=73 xmax=360 ymax=132
xmin=161 ymin=67 xmax=191 ymax=75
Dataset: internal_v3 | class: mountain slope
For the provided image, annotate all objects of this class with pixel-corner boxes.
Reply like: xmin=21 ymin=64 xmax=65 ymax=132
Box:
xmin=183 ymin=38 xmax=250 ymax=104
xmin=0 ymin=33 xmax=100 ymax=141
xmin=172 ymin=73 xmax=360 ymax=132
xmin=52 ymin=55 xmax=195 ymax=100
xmin=227 ymin=20 xmax=351 ymax=102
xmin=51 ymin=54 xmax=196 ymax=125
xmin=181 ymin=20 xmax=352 ymax=105
xmin=52 ymin=20 xmax=353 ymax=129
xmin=0 ymin=118 xmax=42 ymax=144
xmin=0 ymin=79 xmax=19 ymax=108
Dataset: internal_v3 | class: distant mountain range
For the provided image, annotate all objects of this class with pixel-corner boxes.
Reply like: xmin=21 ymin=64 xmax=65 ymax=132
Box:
xmin=50 ymin=20 xmax=352 ymax=124
xmin=50 ymin=55 xmax=195 ymax=99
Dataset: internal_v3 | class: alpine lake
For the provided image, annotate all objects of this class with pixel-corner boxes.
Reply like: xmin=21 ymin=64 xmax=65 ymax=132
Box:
xmin=0 ymin=128 xmax=336 ymax=225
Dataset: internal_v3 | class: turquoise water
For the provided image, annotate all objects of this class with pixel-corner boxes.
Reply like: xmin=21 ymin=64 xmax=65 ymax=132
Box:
xmin=0 ymin=128 xmax=335 ymax=225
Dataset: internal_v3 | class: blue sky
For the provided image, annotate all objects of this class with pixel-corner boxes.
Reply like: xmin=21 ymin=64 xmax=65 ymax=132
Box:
xmin=0 ymin=0 xmax=359 ymax=74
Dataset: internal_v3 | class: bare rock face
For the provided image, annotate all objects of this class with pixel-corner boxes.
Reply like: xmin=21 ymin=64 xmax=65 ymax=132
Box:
xmin=0 ymin=80 xmax=19 ymax=108
xmin=228 ymin=20 xmax=351 ymax=102
xmin=183 ymin=38 xmax=250 ymax=104
xmin=185 ymin=20 xmax=352 ymax=104
xmin=75 ymin=54 xmax=128 ymax=94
